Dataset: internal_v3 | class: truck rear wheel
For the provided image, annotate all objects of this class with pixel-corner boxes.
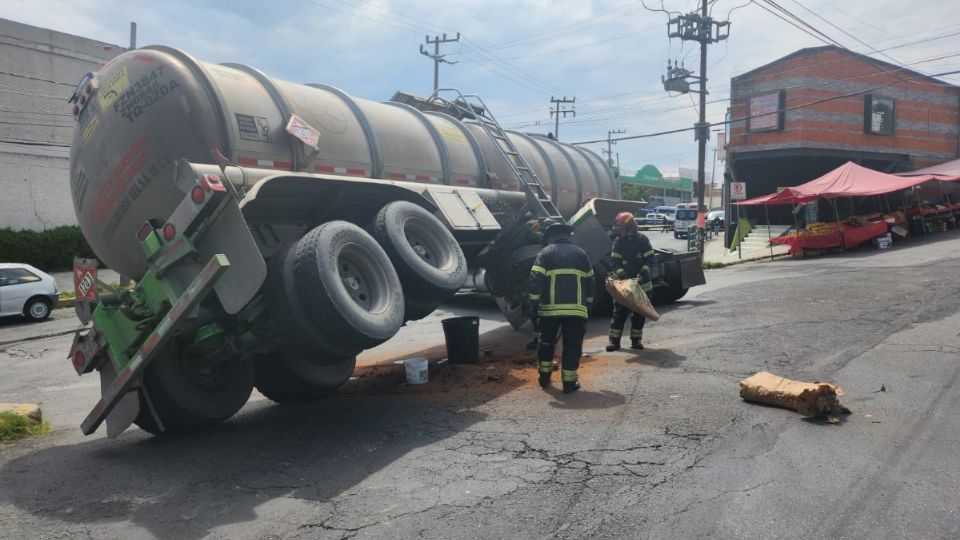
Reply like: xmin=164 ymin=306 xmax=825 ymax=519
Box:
xmin=266 ymin=242 xmax=357 ymax=358
xmin=254 ymin=353 xmax=356 ymax=404
xmin=134 ymin=342 xmax=254 ymax=435
xmin=294 ymin=221 xmax=405 ymax=351
xmin=372 ymin=201 xmax=467 ymax=317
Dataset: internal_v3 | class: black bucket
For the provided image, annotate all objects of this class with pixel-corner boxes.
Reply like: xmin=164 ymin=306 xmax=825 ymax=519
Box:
xmin=441 ymin=316 xmax=480 ymax=364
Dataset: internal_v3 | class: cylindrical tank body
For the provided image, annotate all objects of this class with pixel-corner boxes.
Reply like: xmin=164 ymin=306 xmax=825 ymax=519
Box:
xmin=69 ymin=47 xmax=617 ymax=276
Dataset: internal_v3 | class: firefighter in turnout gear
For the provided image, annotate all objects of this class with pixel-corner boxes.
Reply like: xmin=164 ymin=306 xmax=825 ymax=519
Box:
xmin=607 ymin=212 xmax=656 ymax=352
xmin=528 ymin=220 xmax=595 ymax=393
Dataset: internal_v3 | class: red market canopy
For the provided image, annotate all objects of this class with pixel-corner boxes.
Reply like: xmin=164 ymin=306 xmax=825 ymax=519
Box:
xmin=736 ymin=161 xmax=935 ymax=206
xmin=896 ymin=158 xmax=960 ymax=182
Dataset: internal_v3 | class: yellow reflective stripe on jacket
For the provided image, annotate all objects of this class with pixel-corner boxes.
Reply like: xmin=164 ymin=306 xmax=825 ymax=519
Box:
xmin=530 ymin=265 xmax=546 ymax=274
xmin=544 ymin=268 xmax=592 ymax=278
xmin=611 ymin=252 xmax=623 ymax=259
xmin=539 ymin=305 xmax=589 ymax=317
xmin=643 ymin=250 xmax=655 ymax=257
xmin=528 ymin=293 xmax=541 ymax=300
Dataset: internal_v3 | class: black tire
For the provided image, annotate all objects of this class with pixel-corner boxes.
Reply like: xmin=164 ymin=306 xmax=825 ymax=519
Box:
xmin=590 ymin=261 xmax=614 ymax=317
xmin=404 ymin=296 xmax=440 ymax=321
xmin=294 ymin=221 xmax=405 ymax=351
xmin=265 ymin=242 xmax=357 ymax=358
xmin=134 ymin=342 xmax=255 ymax=435
xmin=255 ymin=353 xmax=356 ymax=404
xmin=372 ymin=201 xmax=467 ymax=304
xmin=23 ymin=296 xmax=52 ymax=321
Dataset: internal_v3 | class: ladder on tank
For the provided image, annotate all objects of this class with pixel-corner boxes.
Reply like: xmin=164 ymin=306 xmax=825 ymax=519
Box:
xmin=428 ymin=89 xmax=563 ymax=220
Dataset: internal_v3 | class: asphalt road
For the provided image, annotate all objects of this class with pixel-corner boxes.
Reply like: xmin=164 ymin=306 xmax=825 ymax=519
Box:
xmin=2 ymin=232 xmax=959 ymax=539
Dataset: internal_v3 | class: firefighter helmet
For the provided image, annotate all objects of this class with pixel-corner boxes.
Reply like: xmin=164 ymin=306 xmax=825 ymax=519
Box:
xmin=614 ymin=211 xmax=637 ymax=236
xmin=542 ymin=219 xmax=573 ymax=244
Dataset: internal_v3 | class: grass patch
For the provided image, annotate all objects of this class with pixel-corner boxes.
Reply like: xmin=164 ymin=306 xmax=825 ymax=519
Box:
xmin=0 ymin=412 xmax=51 ymax=444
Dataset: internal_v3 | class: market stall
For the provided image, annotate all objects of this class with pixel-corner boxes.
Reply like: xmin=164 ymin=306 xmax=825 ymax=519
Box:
xmin=896 ymin=159 xmax=960 ymax=235
xmin=737 ymin=162 xmax=935 ymax=257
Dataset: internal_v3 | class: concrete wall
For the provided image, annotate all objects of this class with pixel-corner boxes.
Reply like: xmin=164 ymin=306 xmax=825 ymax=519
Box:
xmin=0 ymin=18 xmax=123 ymax=231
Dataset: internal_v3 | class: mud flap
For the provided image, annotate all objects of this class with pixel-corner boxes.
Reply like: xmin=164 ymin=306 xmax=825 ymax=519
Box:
xmin=494 ymin=295 xmax=526 ymax=329
xmin=97 ymin=361 xmax=141 ymax=439
xmin=80 ymin=254 xmax=229 ymax=436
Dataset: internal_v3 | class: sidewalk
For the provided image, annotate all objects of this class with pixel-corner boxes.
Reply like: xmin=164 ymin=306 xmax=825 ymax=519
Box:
xmin=702 ymin=234 xmax=790 ymax=265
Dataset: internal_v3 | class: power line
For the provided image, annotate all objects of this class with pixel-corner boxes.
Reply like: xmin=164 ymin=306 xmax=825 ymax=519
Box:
xmin=458 ymin=25 xmax=661 ymax=63
xmin=751 ymin=0 xmax=842 ymax=46
xmin=571 ymin=68 xmax=960 ymax=145
xmin=478 ymin=1 xmax=646 ymax=52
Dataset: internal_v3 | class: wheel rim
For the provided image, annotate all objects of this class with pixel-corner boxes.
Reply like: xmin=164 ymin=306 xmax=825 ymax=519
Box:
xmin=403 ymin=216 xmax=450 ymax=270
xmin=337 ymin=242 xmax=388 ymax=313
xmin=29 ymin=301 xmax=48 ymax=319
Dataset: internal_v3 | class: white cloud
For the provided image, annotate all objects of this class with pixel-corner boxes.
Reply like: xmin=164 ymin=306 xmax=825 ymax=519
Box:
xmin=5 ymin=0 xmax=959 ymax=171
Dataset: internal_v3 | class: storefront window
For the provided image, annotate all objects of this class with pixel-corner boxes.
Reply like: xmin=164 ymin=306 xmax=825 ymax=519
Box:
xmin=864 ymin=95 xmax=895 ymax=135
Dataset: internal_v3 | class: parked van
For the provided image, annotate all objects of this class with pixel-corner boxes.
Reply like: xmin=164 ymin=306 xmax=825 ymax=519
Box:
xmin=673 ymin=203 xmax=699 ymax=239
xmin=653 ymin=206 xmax=677 ymax=229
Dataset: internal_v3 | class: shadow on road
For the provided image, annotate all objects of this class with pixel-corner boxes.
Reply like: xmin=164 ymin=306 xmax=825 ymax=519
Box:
xmin=0 ymin=324 xmax=537 ymax=539
xmin=548 ymin=389 xmax=627 ymax=410
xmin=625 ymin=348 xmax=687 ymax=369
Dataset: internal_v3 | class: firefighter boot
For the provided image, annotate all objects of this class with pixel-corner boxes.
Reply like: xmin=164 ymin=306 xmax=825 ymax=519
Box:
xmin=630 ymin=338 xmax=644 ymax=350
xmin=538 ymin=361 xmax=553 ymax=388
xmin=561 ymin=369 xmax=580 ymax=393
xmin=605 ymin=338 xmax=621 ymax=352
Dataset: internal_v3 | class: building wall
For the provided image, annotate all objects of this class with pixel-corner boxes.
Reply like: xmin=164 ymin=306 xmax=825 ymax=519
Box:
xmin=0 ymin=18 xmax=123 ymax=231
xmin=728 ymin=47 xmax=960 ymax=168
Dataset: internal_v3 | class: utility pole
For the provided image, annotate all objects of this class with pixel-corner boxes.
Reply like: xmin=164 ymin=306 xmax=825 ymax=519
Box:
xmin=420 ymin=33 xmax=460 ymax=92
xmin=662 ymin=1 xmax=729 ymax=255
xmin=604 ymin=128 xmax=626 ymax=172
xmin=550 ymin=96 xmax=576 ymax=140
xmin=709 ymin=144 xmax=718 ymax=210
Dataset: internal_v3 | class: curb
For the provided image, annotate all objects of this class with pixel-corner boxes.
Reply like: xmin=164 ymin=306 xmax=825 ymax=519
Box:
xmin=0 ymin=403 xmax=42 ymax=423
xmin=0 ymin=328 xmax=81 ymax=348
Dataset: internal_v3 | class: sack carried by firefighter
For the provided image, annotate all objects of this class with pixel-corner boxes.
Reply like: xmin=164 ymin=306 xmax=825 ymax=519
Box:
xmin=604 ymin=277 xmax=660 ymax=321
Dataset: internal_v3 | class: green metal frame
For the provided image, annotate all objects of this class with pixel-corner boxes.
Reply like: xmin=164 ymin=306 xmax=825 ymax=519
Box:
xmin=729 ymin=218 xmax=753 ymax=251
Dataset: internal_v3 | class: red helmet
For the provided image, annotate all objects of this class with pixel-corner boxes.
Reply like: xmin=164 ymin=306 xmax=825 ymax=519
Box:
xmin=614 ymin=212 xmax=637 ymax=236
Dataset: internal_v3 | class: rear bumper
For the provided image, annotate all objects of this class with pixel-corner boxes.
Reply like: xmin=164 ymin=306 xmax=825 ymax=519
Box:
xmin=46 ymin=294 xmax=60 ymax=307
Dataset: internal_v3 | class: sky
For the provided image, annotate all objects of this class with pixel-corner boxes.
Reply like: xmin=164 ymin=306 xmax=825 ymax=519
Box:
xmin=6 ymin=0 xmax=960 ymax=176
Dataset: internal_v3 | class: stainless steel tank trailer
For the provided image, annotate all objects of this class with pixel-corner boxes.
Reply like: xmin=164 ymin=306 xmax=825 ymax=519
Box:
xmin=66 ymin=47 xmax=705 ymax=437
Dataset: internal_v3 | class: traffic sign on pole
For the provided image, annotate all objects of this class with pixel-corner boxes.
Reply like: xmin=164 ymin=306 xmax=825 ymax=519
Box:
xmin=731 ymin=181 xmax=747 ymax=200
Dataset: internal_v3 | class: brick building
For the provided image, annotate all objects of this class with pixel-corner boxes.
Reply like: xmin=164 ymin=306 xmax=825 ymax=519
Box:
xmin=725 ymin=45 xmax=960 ymax=217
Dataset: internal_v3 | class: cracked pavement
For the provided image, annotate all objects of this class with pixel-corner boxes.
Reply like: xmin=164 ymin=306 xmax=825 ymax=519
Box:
xmin=2 ymin=233 xmax=960 ymax=539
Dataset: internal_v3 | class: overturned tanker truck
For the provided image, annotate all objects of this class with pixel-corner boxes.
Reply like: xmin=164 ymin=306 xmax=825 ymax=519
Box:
xmin=66 ymin=46 xmax=705 ymax=437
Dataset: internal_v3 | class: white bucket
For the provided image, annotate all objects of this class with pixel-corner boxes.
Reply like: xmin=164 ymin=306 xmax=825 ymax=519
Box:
xmin=404 ymin=357 xmax=429 ymax=385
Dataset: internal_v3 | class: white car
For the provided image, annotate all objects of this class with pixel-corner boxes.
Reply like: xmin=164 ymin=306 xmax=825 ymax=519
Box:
xmin=0 ymin=263 xmax=59 ymax=321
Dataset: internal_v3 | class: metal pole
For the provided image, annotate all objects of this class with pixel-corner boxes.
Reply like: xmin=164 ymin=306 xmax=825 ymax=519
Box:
xmin=555 ymin=100 xmax=562 ymax=139
xmin=709 ymin=145 xmax=717 ymax=211
xmin=832 ymin=199 xmax=844 ymax=251
xmin=129 ymin=22 xmax=137 ymax=50
xmin=433 ymin=38 xmax=440 ymax=92
xmin=765 ymin=203 xmax=773 ymax=261
xmin=737 ymin=216 xmax=742 ymax=259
